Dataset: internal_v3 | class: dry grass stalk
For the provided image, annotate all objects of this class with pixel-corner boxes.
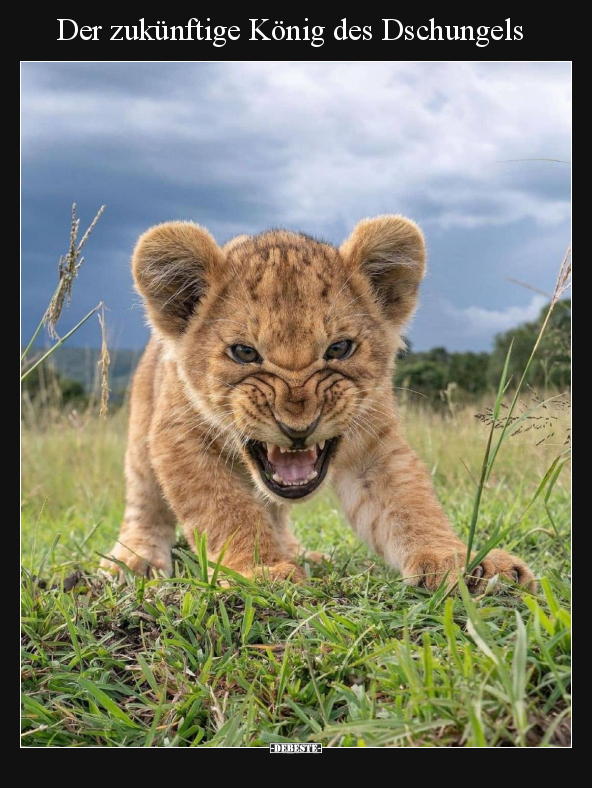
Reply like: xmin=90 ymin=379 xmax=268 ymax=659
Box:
xmin=44 ymin=203 xmax=106 ymax=339
xmin=98 ymin=306 xmax=110 ymax=417
xmin=553 ymin=247 xmax=572 ymax=304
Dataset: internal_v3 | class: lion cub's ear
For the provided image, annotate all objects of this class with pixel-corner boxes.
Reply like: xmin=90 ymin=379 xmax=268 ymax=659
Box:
xmin=340 ymin=215 xmax=426 ymax=327
xmin=132 ymin=221 xmax=224 ymax=337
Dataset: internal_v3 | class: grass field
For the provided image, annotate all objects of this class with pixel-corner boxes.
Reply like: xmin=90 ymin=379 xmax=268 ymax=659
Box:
xmin=21 ymin=399 xmax=571 ymax=747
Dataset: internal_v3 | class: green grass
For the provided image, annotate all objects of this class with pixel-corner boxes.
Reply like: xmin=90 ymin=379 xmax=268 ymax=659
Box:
xmin=21 ymin=403 xmax=571 ymax=747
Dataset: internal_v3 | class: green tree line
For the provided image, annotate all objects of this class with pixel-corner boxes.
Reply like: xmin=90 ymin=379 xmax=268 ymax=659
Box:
xmin=395 ymin=299 xmax=570 ymax=400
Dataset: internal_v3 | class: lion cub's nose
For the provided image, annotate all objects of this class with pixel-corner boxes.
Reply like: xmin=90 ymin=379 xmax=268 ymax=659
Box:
xmin=278 ymin=417 xmax=320 ymax=443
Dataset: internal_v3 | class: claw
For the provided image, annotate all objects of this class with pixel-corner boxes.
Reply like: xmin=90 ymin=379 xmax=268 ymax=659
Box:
xmin=467 ymin=564 xmax=484 ymax=591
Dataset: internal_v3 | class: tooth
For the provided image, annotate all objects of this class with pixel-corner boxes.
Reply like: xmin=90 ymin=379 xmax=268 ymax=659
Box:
xmin=272 ymin=473 xmax=284 ymax=483
xmin=309 ymin=470 xmax=318 ymax=480
xmin=266 ymin=443 xmax=273 ymax=453
xmin=280 ymin=446 xmax=288 ymax=453
xmin=318 ymin=441 xmax=325 ymax=451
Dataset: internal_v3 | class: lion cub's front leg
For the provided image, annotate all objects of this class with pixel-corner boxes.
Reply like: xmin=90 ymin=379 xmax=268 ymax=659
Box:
xmin=146 ymin=418 xmax=305 ymax=583
xmin=334 ymin=428 xmax=536 ymax=594
xmin=101 ymin=372 xmax=177 ymax=579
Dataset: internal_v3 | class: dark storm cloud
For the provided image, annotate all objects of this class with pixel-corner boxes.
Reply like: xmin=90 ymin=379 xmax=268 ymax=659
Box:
xmin=22 ymin=61 xmax=223 ymax=102
xmin=21 ymin=61 xmax=571 ymax=351
xmin=21 ymin=136 xmax=277 ymax=346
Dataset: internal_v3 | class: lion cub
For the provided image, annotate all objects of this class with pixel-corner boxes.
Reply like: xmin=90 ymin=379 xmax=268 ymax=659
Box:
xmin=102 ymin=216 xmax=534 ymax=592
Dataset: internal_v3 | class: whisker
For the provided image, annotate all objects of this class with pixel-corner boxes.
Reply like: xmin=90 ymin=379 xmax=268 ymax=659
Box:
xmin=325 ymin=269 xmax=357 ymax=317
xmin=207 ymin=373 xmax=240 ymax=390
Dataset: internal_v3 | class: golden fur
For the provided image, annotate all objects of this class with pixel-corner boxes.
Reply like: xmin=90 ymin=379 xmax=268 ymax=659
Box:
xmin=102 ymin=216 xmax=535 ymax=592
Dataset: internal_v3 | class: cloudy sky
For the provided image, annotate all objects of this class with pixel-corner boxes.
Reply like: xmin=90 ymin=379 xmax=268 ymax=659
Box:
xmin=21 ymin=61 xmax=571 ymax=352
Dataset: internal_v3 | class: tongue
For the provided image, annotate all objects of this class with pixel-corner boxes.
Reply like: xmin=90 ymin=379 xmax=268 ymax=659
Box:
xmin=267 ymin=445 xmax=317 ymax=483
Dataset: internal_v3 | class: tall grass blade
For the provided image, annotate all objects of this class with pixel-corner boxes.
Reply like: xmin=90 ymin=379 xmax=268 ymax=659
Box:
xmin=465 ymin=340 xmax=513 ymax=566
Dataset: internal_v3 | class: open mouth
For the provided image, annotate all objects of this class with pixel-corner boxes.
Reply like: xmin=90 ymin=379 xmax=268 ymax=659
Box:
xmin=246 ymin=438 xmax=339 ymax=499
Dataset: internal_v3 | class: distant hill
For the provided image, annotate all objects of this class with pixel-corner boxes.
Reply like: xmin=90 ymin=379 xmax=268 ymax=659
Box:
xmin=32 ymin=346 xmax=143 ymax=399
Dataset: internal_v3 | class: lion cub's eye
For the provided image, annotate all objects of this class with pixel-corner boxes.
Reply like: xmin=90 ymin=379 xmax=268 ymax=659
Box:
xmin=324 ymin=340 xmax=354 ymax=361
xmin=229 ymin=344 xmax=262 ymax=364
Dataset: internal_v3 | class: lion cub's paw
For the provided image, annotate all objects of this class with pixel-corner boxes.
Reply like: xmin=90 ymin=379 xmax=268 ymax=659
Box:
xmin=404 ymin=546 xmax=536 ymax=594
xmin=240 ymin=561 xmax=307 ymax=584
xmin=301 ymin=550 xmax=331 ymax=565
xmin=100 ymin=541 xmax=173 ymax=580
xmin=472 ymin=548 xmax=536 ymax=593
